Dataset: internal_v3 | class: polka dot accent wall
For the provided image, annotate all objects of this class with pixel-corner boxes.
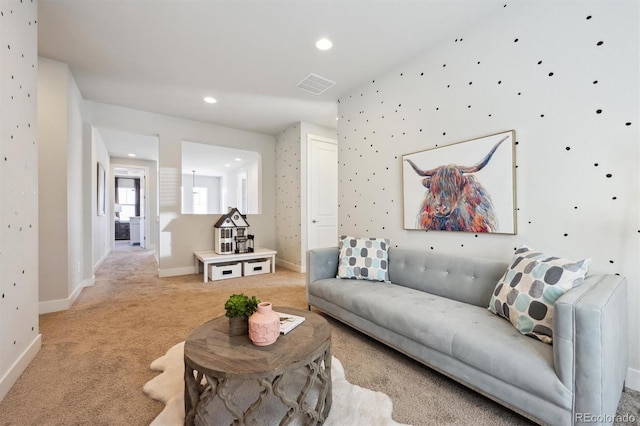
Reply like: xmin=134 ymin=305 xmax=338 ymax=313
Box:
xmin=337 ymin=1 xmax=639 ymax=376
xmin=275 ymin=124 xmax=302 ymax=266
xmin=0 ymin=0 xmax=40 ymax=395
xmin=337 ymin=1 xmax=638 ymax=276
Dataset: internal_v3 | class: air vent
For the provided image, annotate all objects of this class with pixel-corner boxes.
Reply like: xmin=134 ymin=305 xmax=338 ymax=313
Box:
xmin=296 ymin=73 xmax=335 ymax=95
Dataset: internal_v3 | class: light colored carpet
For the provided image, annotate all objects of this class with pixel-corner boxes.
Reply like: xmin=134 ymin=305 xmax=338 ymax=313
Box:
xmin=0 ymin=244 xmax=637 ymax=425
xmin=144 ymin=341 xmax=408 ymax=426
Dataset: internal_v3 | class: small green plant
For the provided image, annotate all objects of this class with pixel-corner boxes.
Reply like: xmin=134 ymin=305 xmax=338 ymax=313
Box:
xmin=224 ymin=293 xmax=260 ymax=318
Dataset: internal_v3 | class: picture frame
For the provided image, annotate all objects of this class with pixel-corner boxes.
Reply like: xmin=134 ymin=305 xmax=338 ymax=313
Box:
xmin=97 ymin=161 xmax=106 ymax=216
xmin=402 ymin=130 xmax=516 ymax=234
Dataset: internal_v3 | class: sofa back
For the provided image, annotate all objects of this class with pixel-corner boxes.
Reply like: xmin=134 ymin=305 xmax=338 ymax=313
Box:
xmin=388 ymin=248 xmax=508 ymax=308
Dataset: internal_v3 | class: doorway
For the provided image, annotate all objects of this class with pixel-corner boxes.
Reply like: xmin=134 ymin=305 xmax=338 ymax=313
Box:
xmin=96 ymin=127 xmax=158 ymax=259
xmin=114 ymin=168 xmax=146 ymax=250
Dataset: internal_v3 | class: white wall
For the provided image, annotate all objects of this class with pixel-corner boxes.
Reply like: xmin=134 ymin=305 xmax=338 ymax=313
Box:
xmin=66 ymin=63 xmax=87 ymax=299
xmin=336 ymin=1 xmax=639 ymax=389
xmin=0 ymin=0 xmax=41 ymax=401
xmin=38 ymin=58 xmax=97 ymax=314
xmin=84 ymin=101 xmax=277 ymax=276
xmin=37 ymin=58 xmax=70 ymax=303
xmin=92 ymin=128 xmax=111 ymax=269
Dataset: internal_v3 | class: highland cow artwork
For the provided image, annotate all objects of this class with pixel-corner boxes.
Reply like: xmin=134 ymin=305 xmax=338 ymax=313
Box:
xmin=402 ymin=131 xmax=516 ymax=234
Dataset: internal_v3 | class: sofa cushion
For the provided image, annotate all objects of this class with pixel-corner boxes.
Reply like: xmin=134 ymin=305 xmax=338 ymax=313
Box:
xmin=388 ymin=248 xmax=508 ymax=308
xmin=308 ymin=277 xmax=571 ymax=408
xmin=488 ymin=246 xmax=590 ymax=344
xmin=337 ymin=236 xmax=389 ymax=282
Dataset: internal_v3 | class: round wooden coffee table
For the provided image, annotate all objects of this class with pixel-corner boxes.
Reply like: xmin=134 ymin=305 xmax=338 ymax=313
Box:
xmin=184 ymin=307 xmax=332 ymax=426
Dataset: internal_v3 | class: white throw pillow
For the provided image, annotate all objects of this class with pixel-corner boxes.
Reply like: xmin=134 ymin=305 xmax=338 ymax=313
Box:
xmin=488 ymin=246 xmax=590 ymax=344
xmin=337 ymin=236 xmax=390 ymax=282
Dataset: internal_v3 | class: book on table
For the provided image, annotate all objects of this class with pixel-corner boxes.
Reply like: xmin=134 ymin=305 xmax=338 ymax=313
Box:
xmin=276 ymin=311 xmax=305 ymax=335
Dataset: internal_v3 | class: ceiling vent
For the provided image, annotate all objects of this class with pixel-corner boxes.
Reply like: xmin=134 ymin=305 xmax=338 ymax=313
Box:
xmin=296 ymin=73 xmax=335 ymax=95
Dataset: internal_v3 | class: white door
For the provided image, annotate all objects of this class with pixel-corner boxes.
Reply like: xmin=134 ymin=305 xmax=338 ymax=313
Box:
xmin=307 ymin=136 xmax=338 ymax=250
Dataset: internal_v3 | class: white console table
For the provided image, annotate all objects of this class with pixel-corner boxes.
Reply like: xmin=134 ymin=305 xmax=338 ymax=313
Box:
xmin=194 ymin=247 xmax=277 ymax=282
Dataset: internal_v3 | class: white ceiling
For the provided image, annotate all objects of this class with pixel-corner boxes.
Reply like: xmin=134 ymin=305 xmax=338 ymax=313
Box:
xmin=97 ymin=127 xmax=159 ymax=161
xmin=38 ymin=0 xmax=507 ymax=139
xmin=181 ymin=141 xmax=260 ymax=177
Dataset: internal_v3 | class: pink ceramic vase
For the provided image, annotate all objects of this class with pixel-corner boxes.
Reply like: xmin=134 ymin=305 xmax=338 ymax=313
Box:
xmin=248 ymin=302 xmax=280 ymax=346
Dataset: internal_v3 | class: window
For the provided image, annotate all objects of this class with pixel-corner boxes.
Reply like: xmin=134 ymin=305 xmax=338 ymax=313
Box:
xmin=115 ymin=178 xmax=139 ymax=221
xmin=192 ymin=187 xmax=208 ymax=214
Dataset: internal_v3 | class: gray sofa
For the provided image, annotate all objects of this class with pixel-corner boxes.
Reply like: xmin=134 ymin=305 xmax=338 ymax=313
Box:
xmin=307 ymin=247 xmax=628 ymax=425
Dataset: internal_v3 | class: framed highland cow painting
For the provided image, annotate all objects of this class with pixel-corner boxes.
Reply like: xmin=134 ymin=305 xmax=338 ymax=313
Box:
xmin=402 ymin=130 xmax=516 ymax=234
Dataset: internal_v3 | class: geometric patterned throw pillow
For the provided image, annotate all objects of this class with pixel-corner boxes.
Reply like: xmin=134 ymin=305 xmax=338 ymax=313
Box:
xmin=337 ymin=236 xmax=390 ymax=282
xmin=488 ymin=246 xmax=591 ymax=344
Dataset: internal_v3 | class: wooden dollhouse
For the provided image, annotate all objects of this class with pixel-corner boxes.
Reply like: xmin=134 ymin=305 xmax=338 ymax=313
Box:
xmin=213 ymin=208 xmax=254 ymax=255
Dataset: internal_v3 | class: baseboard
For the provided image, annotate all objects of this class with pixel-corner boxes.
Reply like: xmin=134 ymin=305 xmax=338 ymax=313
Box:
xmin=626 ymin=367 xmax=640 ymax=391
xmin=158 ymin=266 xmax=196 ymax=278
xmin=94 ymin=248 xmax=110 ymax=272
xmin=82 ymin=276 xmax=95 ymax=288
xmin=38 ymin=279 xmax=92 ymax=314
xmin=276 ymin=258 xmax=304 ymax=273
xmin=0 ymin=334 xmax=41 ymax=402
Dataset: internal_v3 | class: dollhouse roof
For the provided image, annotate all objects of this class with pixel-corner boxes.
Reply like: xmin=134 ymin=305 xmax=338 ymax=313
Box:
xmin=214 ymin=208 xmax=249 ymax=228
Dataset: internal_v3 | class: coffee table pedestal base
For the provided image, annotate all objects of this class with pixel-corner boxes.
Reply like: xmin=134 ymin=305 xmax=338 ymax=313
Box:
xmin=185 ymin=342 xmax=332 ymax=426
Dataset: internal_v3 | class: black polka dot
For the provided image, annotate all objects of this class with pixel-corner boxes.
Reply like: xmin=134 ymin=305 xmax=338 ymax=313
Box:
xmin=606 ymin=173 xmax=612 ymax=178
xmin=514 ymin=38 xmax=519 ymax=42
xmin=586 ymin=15 xmax=592 ymax=20
xmin=597 ymin=41 xmax=604 ymax=46
xmin=596 ymin=109 xmax=602 ymax=114
xmin=548 ymin=72 xmax=554 ymax=77
xmin=565 ymin=147 xmax=571 ymax=151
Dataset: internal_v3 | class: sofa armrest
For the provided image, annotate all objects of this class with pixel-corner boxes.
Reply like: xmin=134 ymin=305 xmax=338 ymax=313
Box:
xmin=553 ymin=274 xmax=627 ymax=422
xmin=307 ymin=247 xmax=339 ymax=285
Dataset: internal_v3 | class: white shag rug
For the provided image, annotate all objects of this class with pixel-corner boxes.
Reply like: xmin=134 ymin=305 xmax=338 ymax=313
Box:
xmin=144 ymin=341 xmax=409 ymax=426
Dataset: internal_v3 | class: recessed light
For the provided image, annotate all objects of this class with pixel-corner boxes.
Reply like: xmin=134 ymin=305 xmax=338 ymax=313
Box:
xmin=204 ymin=96 xmax=217 ymax=104
xmin=127 ymin=153 xmax=136 ymax=157
xmin=315 ymin=38 xmax=332 ymax=51
xmin=224 ymin=164 xmax=230 ymax=167
xmin=234 ymin=158 xmax=242 ymax=162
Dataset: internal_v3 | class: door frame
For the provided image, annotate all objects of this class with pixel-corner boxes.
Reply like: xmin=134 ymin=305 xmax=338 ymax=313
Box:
xmin=111 ymin=164 xmax=150 ymax=250
xmin=302 ymin=134 xmax=338 ymax=272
